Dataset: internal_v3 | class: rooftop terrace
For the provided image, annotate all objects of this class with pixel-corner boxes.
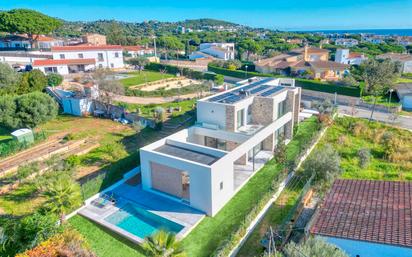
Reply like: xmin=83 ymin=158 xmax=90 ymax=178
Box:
xmin=155 ymin=143 xmax=221 ymax=165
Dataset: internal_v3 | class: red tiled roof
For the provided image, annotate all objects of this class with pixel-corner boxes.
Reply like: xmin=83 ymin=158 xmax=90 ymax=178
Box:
xmin=33 ymin=58 xmax=96 ymax=66
xmin=51 ymin=45 xmax=123 ymax=52
xmin=349 ymin=52 xmax=364 ymax=58
xmin=311 ymin=179 xmax=412 ymax=248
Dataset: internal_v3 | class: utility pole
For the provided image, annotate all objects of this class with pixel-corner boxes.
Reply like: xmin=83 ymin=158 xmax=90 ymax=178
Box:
xmin=152 ymin=35 xmax=157 ymax=58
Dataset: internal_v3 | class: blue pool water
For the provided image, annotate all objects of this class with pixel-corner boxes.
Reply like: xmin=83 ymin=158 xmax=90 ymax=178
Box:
xmin=104 ymin=203 xmax=184 ymax=238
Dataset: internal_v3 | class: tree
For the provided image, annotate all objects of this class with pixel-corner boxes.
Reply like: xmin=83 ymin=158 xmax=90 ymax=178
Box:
xmin=0 ymin=9 xmax=62 ymax=48
xmin=238 ymin=39 xmax=263 ymax=61
xmin=143 ymin=230 xmax=186 ymax=257
xmin=47 ymin=73 xmax=63 ymax=87
xmin=360 ymin=59 xmax=400 ymax=121
xmin=106 ymin=21 xmax=126 ymax=45
xmin=214 ymin=74 xmax=224 ymax=85
xmin=42 ymin=175 xmax=82 ymax=224
xmin=358 ymin=148 xmax=371 ymax=168
xmin=0 ymin=63 xmax=20 ymax=94
xmin=283 ymin=237 xmax=348 ymax=257
xmin=127 ymin=57 xmax=149 ymax=70
xmin=0 ymin=95 xmax=19 ymax=129
xmin=302 ymin=144 xmax=340 ymax=184
xmin=14 ymin=92 xmax=58 ymax=128
xmin=18 ymin=69 xmax=48 ymax=94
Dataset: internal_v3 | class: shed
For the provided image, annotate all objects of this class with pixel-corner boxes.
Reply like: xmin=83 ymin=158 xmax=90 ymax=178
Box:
xmin=396 ymin=83 xmax=412 ymax=111
xmin=11 ymin=128 xmax=34 ymax=144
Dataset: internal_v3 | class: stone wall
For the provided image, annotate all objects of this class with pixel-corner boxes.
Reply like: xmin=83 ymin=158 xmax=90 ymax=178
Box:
xmin=150 ymin=162 xmax=183 ymax=198
xmin=225 ymin=105 xmax=236 ymax=131
xmin=262 ymin=133 xmax=274 ymax=152
xmin=251 ymin=97 xmax=275 ymax=125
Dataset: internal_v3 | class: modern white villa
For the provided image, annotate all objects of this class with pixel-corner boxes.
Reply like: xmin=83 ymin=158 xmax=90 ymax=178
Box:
xmin=189 ymin=42 xmax=235 ymax=61
xmin=140 ymin=77 xmax=301 ymax=216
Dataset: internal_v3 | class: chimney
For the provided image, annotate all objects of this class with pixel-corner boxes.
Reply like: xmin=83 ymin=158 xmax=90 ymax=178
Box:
xmin=304 ymin=44 xmax=309 ymax=61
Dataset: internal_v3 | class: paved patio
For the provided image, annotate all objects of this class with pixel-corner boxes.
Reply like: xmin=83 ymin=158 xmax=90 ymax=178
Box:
xmin=79 ymin=180 xmax=204 ymax=243
xmin=234 ymin=150 xmax=273 ymax=189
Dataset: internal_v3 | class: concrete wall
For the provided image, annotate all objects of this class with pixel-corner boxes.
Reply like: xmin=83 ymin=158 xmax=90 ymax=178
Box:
xmin=197 ymin=101 xmax=227 ymax=129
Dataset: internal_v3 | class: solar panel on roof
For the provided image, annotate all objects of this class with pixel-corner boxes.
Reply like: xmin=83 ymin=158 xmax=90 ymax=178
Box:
xmin=221 ymin=94 xmax=242 ymax=103
xmin=208 ymin=93 xmax=229 ymax=102
xmin=260 ymin=87 xmax=284 ymax=97
xmin=249 ymin=85 xmax=270 ymax=94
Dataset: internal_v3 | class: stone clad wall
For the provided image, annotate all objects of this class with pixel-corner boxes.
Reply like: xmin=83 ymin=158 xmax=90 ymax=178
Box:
xmin=225 ymin=105 xmax=236 ymax=131
xmin=251 ymin=97 xmax=275 ymax=125
xmin=150 ymin=162 xmax=183 ymax=198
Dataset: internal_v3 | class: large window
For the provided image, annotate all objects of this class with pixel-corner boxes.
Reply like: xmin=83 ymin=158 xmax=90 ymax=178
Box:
xmin=237 ymin=109 xmax=245 ymax=129
xmin=44 ymin=67 xmax=58 ymax=73
xmin=277 ymin=100 xmax=287 ymax=119
xmin=78 ymin=53 xmax=84 ymax=58
xmin=247 ymin=105 xmax=252 ymax=123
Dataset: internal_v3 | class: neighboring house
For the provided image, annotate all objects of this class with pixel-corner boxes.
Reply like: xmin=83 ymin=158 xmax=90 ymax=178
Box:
xmin=0 ymin=51 xmax=51 ymax=66
xmin=51 ymin=45 xmax=124 ymax=69
xmin=335 ymin=49 xmax=367 ymax=65
xmin=33 ymin=58 xmax=96 ymax=75
xmin=82 ymin=33 xmax=107 ymax=46
xmin=396 ymin=83 xmax=412 ymax=111
xmin=189 ymin=43 xmax=235 ymax=61
xmin=140 ymin=77 xmax=301 ymax=216
xmin=311 ymin=179 xmax=412 ymax=257
xmin=397 ymin=36 xmax=412 ymax=46
xmin=334 ymin=38 xmax=359 ymax=47
xmin=123 ymin=46 xmax=155 ymax=57
xmin=286 ymin=38 xmax=303 ymax=44
xmin=377 ymin=53 xmax=412 ymax=73
xmin=362 ymin=35 xmax=385 ymax=44
xmin=255 ymin=46 xmax=349 ymax=81
xmin=0 ymin=34 xmax=64 ymax=49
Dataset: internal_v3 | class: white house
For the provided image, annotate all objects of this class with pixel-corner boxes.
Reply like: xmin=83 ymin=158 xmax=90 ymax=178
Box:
xmin=140 ymin=77 xmax=301 ymax=216
xmin=33 ymin=58 xmax=96 ymax=75
xmin=0 ymin=35 xmax=64 ymax=49
xmin=377 ymin=53 xmax=412 ymax=73
xmin=334 ymin=38 xmax=359 ymax=47
xmin=335 ymin=49 xmax=367 ymax=65
xmin=123 ymin=46 xmax=155 ymax=58
xmin=51 ymin=45 xmax=124 ymax=69
xmin=189 ymin=43 xmax=235 ymax=61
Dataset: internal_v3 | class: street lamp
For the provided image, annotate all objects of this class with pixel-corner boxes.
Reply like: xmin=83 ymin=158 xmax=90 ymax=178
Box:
xmin=245 ymin=65 xmax=248 ymax=79
xmin=388 ymin=88 xmax=394 ymax=114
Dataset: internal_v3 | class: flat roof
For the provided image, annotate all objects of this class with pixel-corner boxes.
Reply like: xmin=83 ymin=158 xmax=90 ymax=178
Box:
xmin=155 ymin=144 xmax=219 ymax=165
xmin=207 ymin=78 xmax=285 ymax=104
xmin=311 ymin=179 xmax=412 ymax=248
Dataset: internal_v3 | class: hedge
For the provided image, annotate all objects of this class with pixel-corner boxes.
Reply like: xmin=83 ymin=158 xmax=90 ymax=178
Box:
xmin=208 ymin=64 xmax=361 ymax=97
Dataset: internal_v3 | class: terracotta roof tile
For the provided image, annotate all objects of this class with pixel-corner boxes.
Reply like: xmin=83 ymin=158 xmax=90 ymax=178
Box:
xmin=51 ymin=45 xmax=123 ymax=52
xmin=311 ymin=179 xmax=412 ymax=248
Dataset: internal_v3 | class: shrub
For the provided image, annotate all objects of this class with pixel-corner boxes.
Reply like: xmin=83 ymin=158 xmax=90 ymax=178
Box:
xmin=302 ymin=144 xmax=340 ymax=184
xmin=0 ymin=62 xmax=21 ymax=94
xmin=18 ymin=69 xmax=48 ymax=94
xmin=1 ymin=92 xmax=58 ymax=129
xmin=358 ymin=148 xmax=371 ymax=168
xmin=47 ymin=73 xmax=63 ymax=87
xmin=283 ymin=237 xmax=348 ymax=257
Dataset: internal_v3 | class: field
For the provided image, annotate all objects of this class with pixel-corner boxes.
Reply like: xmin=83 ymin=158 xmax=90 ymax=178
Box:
xmin=120 ymin=71 xmax=175 ymax=87
xmin=117 ymin=99 xmax=196 ymax=117
xmin=320 ymin=117 xmax=412 ymax=181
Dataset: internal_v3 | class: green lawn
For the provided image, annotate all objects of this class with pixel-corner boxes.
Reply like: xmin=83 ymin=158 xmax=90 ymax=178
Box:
xmin=121 ymin=71 xmax=175 ymax=87
xmin=182 ymin=117 xmax=321 ymax=257
xmin=361 ymin=94 xmax=401 ymax=108
xmin=116 ymin=99 xmax=196 ymax=118
xmin=69 ymin=215 xmax=146 ymax=257
xmin=320 ymin=117 xmax=412 ymax=181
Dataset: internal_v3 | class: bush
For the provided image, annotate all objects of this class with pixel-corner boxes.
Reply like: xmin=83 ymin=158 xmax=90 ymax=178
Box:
xmin=0 ymin=62 xmax=21 ymax=94
xmin=302 ymin=144 xmax=340 ymax=184
xmin=284 ymin=237 xmax=348 ymax=257
xmin=17 ymin=69 xmax=48 ymax=94
xmin=47 ymin=73 xmax=63 ymax=87
xmin=1 ymin=92 xmax=58 ymax=129
xmin=358 ymin=148 xmax=371 ymax=168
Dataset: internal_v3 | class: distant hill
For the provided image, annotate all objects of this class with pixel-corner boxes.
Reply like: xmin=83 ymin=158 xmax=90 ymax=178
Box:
xmin=54 ymin=18 xmax=248 ymax=38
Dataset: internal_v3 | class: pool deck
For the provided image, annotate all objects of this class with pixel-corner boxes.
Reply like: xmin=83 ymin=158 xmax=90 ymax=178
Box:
xmin=79 ymin=182 xmax=205 ymax=244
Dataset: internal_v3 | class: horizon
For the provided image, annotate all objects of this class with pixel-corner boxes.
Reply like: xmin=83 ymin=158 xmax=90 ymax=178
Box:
xmin=2 ymin=0 xmax=412 ymax=30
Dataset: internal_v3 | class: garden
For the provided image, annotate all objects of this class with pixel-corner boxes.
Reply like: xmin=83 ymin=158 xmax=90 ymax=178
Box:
xmin=120 ymin=70 xmax=175 ymax=88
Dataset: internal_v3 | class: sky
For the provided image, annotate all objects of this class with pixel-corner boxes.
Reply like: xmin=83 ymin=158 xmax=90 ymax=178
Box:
xmin=2 ymin=0 xmax=412 ymax=30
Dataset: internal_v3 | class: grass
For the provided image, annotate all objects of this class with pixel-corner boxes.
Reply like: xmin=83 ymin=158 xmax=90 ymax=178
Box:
xmin=361 ymin=94 xmax=401 ymax=107
xmin=396 ymin=77 xmax=412 ymax=84
xmin=69 ymin=215 xmax=146 ymax=257
xmin=319 ymin=117 xmax=412 ymax=181
xmin=116 ymin=99 xmax=196 ymax=118
xmin=0 ymin=126 xmax=12 ymax=142
xmin=237 ymin=179 xmax=306 ymax=257
xmin=0 ymin=182 xmax=45 ymax=215
xmin=181 ymin=117 xmax=321 ymax=257
xmin=120 ymin=71 xmax=175 ymax=88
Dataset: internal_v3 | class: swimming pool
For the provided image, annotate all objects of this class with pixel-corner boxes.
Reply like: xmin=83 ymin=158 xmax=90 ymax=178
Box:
xmin=104 ymin=202 xmax=184 ymax=239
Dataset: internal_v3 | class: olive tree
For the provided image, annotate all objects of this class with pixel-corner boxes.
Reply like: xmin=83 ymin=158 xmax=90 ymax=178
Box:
xmin=0 ymin=63 xmax=20 ymax=94
xmin=302 ymin=144 xmax=340 ymax=184
xmin=283 ymin=237 xmax=348 ymax=257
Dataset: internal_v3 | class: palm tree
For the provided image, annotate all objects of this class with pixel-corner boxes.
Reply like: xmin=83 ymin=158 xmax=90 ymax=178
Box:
xmin=42 ymin=176 xmax=82 ymax=224
xmin=143 ymin=230 xmax=186 ymax=257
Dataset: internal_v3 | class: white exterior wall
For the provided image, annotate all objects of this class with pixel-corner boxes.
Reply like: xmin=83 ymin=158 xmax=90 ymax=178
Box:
xmin=0 ymin=55 xmax=49 ymax=65
xmin=34 ymin=65 xmax=69 ymax=75
xmin=52 ymin=50 xmax=124 ymax=69
xmin=197 ymin=101 xmax=227 ymax=129
xmin=402 ymin=60 xmax=412 ymax=73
